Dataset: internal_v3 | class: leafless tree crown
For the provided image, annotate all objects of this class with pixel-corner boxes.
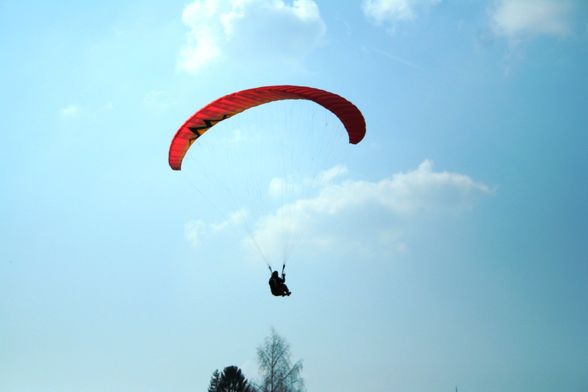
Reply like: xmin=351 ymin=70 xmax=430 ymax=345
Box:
xmin=255 ymin=329 xmax=304 ymax=392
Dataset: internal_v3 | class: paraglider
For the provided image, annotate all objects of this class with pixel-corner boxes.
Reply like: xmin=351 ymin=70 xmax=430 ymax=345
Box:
xmin=169 ymin=85 xmax=366 ymax=297
xmin=169 ymin=85 xmax=366 ymax=170
xmin=268 ymin=266 xmax=291 ymax=297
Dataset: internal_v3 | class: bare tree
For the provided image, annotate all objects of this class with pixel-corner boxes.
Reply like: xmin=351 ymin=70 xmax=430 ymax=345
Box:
xmin=255 ymin=329 xmax=304 ymax=392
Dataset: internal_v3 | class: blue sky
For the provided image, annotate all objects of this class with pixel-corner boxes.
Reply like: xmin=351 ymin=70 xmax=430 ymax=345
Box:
xmin=1 ymin=1 xmax=587 ymax=391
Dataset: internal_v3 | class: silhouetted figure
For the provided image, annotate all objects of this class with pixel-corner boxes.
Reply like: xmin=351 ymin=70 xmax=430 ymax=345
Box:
xmin=269 ymin=270 xmax=291 ymax=296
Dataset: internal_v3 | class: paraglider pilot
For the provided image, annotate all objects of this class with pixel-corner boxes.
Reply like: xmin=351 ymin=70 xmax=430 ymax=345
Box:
xmin=269 ymin=266 xmax=291 ymax=297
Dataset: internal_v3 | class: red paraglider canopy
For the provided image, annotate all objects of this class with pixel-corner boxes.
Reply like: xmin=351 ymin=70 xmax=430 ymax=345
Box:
xmin=169 ymin=85 xmax=366 ymax=170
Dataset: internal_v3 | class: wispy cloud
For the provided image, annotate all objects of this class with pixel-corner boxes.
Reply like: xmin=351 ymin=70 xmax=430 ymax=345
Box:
xmin=317 ymin=164 xmax=348 ymax=185
xmin=362 ymin=0 xmax=441 ymax=30
xmin=222 ymin=128 xmax=247 ymax=145
xmin=185 ymin=220 xmax=208 ymax=247
xmin=370 ymin=47 xmax=424 ymax=71
xmin=185 ymin=209 xmax=249 ymax=247
xmin=59 ymin=103 xmax=114 ymax=121
xmin=491 ymin=0 xmax=573 ymax=43
xmin=59 ymin=104 xmax=81 ymax=119
xmin=211 ymin=209 xmax=248 ymax=232
xmin=267 ymin=165 xmax=348 ymax=199
xmin=178 ymin=0 xmax=326 ymax=73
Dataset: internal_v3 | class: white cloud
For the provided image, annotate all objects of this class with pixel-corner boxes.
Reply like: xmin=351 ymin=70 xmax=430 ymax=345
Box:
xmin=184 ymin=161 xmax=493 ymax=261
xmin=178 ymin=0 xmax=326 ymax=73
xmin=185 ymin=209 xmax=248 ymax=247
xmin=211 ymin=209 xmax=248 ymax=232
xmin=317 ymin=164 xmax=348 ymax=185
xmin=268 ymin=165 xmax=347 ymax=199
xmin=247 ymin=160 xmax=493 ymax=259
xmin=59 ymin=104 xmax=81 ymax=119
xmin=185 ymin=220 xmax=207 ymax=247
xmin=492 ymin=0 xmax=572 ymax=42
xmin=363 ymin=0 xmax=440 ymax=27
xmin=59 ymin=103 xmax=114 ymax=121
xmin=268 ymin=177 xmax=291 ymax=199
xmin=222 ymin=128 xmax=246 ymax=145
